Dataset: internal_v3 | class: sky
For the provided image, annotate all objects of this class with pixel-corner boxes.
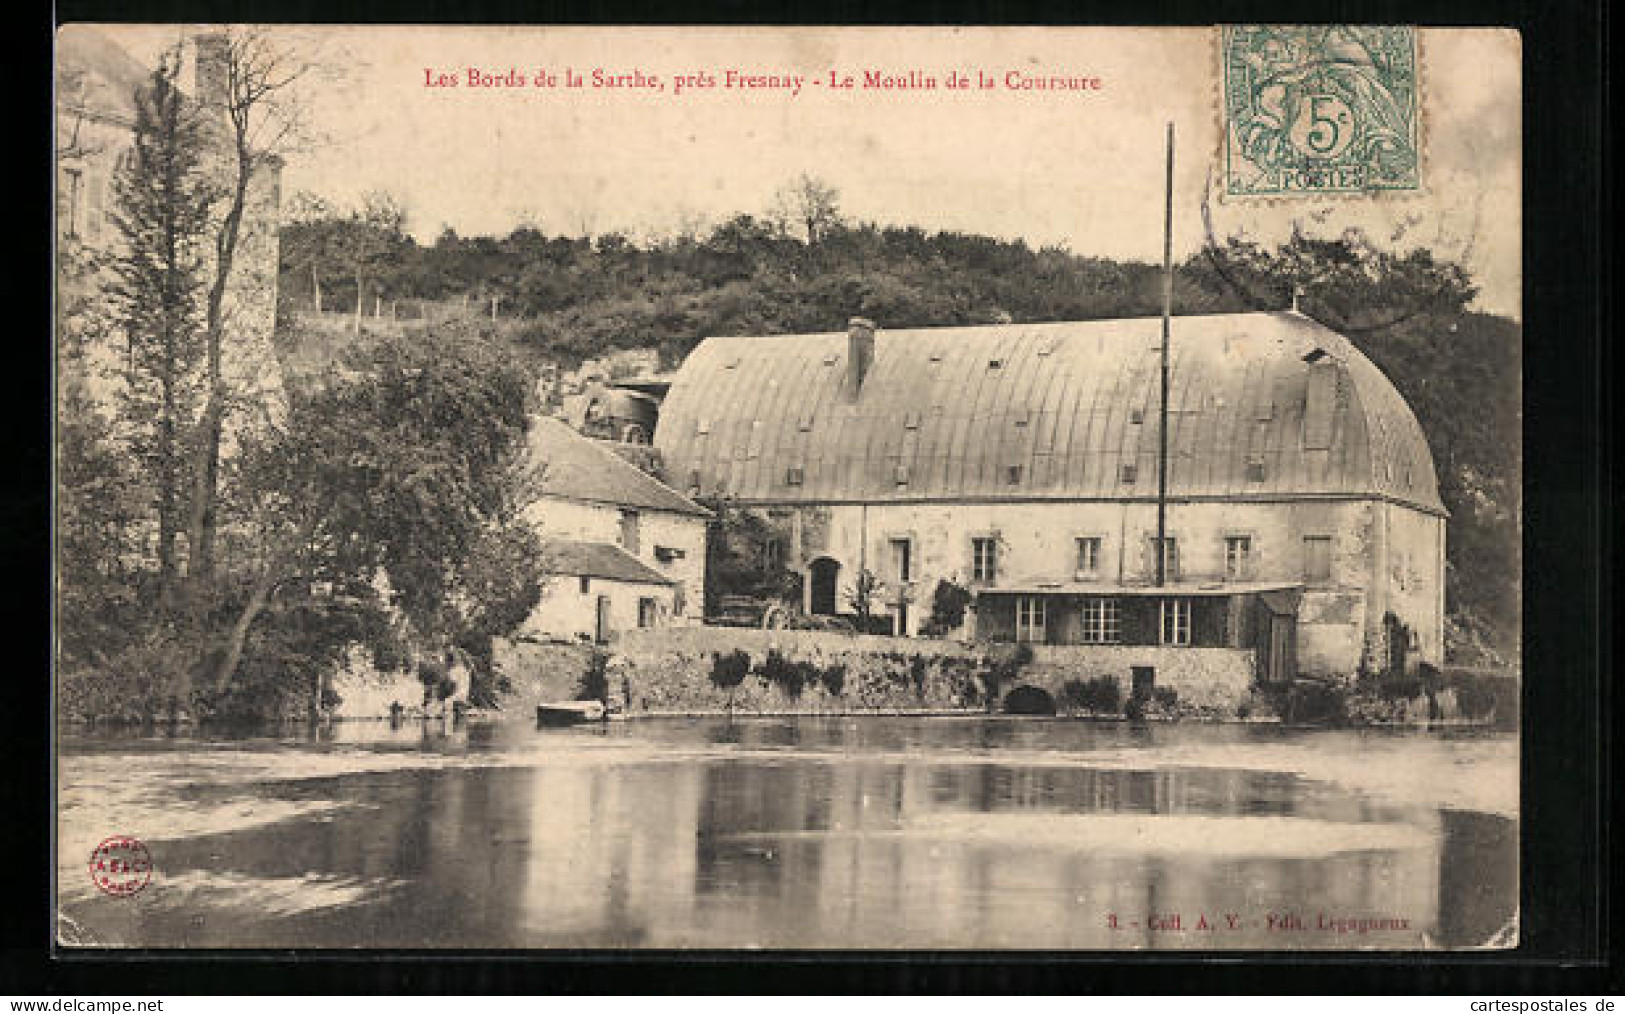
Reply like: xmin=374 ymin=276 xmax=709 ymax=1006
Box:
xmin=86 ymin=25 xmax=1521 ymax=317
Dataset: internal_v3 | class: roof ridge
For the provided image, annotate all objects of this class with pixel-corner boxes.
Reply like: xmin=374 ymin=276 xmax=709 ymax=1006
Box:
xmin=529 ymin=416 xmax=710 ymax=516
xmin=695 ymin=310 xmax=1311 ymax=346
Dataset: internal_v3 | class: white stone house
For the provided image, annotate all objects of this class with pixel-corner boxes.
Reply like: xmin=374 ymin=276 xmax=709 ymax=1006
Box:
xmin=653 ymin=312 xmax=1446 ymax=684
xmin=514 ymin=417 xmax=711 ymax=643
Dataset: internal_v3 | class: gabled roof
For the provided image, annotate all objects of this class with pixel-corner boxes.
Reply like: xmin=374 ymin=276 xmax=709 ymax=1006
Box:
xmin=654 ymin=311 xmax=1444 ymax=515
xmin=526 ymin=416 xmax=711 ymax=517
xmin=56 ymin=25 xmax=155 ymax=123
xmin=539 ymin=540 xmax=673 ymax=586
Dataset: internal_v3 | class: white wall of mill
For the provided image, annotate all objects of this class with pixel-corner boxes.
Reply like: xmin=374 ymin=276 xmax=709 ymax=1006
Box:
xmin=516 ymin=574 xmax=678 ymax=642
xmin=522 ymin=497 xmax=707 ymax=621
xmin=1375 ymin=502 xmax=1448 ymax=665
xmin=773 ymin=496 xmax=1444 ymax=675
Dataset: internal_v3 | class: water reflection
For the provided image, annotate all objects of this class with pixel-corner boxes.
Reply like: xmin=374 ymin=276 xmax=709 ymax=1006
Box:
xmin=57 ymin=718 xmax=1517 ymax=949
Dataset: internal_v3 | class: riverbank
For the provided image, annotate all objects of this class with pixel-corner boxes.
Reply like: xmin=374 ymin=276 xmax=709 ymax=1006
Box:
xmin=57 ymin=627 xmax=1516 ymax=730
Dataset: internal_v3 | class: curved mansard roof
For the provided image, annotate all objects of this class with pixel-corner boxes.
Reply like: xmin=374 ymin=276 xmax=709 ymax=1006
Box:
xmin=653 ymin=311 xmax=1444 ymax=515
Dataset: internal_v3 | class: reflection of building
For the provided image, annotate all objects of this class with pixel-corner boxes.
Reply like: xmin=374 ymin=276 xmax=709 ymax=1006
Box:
xmin=515 ymin=418 xmax=710 ymax=642
xmin=654 ymin=312 xmax=1444 ymax=679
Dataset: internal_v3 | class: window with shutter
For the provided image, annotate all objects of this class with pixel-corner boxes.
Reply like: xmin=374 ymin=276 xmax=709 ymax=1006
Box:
xmin=1303 ymin=536 xmax=1333 ymax=583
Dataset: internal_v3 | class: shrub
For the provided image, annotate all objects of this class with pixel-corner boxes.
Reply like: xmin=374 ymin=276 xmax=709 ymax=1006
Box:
xmin=1286 ymin=680 xmax=1347 ymax=726
xmin=757 ymin=649 xmax=813 ymax=699
xmin=923 ymin=580 xmax=972 ymax=635
xmin=710 ymin=649 xmax=752 ymax=690
xmin=1061 ymin=676 xmax=1121 ymax=714
xmin=909 ymin=654 xmax=929 ymax=698
xmin=819 ymin=663 xmax=847 ymax=697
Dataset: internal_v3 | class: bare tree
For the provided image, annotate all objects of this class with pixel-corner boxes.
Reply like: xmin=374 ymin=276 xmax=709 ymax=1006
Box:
xmin=844 ymin=567 xmax=884 ymax=633
xmin=769 ymin=173 xmax=842 ymax=245
xmin=185 ymin=28 xmax=317 ymax=598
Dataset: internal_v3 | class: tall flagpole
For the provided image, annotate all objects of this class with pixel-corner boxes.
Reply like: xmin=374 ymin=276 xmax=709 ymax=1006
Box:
xmin=1156 ymin=122 xmax=1174 ymax=588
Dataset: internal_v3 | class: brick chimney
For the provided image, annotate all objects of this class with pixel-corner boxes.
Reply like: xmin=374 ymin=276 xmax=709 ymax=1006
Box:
xmin=844 ymin=317 xmax=876 ymax=400
xmin=192 ymin=32 xmax=230 ymax=109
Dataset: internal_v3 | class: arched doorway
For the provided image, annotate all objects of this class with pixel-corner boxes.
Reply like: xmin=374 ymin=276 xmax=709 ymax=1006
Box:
xmin=809 ymin=557 xmax=841 ymax=616
xmin=1003 ymin=685 xmax=1056 ymax=716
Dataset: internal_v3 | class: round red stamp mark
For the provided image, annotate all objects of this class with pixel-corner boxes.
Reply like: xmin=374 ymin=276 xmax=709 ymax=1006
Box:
xmin=88 ymin=836 xmax=152 ymax=897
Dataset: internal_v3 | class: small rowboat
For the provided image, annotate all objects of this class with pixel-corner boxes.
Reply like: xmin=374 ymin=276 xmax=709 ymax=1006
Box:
xmin=536 ymin=701 xmax=608 ymax=726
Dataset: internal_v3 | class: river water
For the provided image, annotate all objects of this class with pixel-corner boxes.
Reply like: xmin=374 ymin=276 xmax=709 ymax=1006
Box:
xmin=57 ymin=717 xmax=1517 ymax=950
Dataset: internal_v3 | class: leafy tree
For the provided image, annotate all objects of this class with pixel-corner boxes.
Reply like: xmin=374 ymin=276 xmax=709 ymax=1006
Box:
xmin=208 ymin=317 xmax=535 ymax=695
xmin=701 ymin=501 xmax=798 ymax=614
xmin=923 ymin=579 xmax=972 ymax=636
xmin=105 ymin=50 xmax=216 ymax=599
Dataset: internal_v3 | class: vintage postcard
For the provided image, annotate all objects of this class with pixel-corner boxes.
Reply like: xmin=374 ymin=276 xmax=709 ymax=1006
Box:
xmin=54 ymin=25 xmax=1520 ymax=950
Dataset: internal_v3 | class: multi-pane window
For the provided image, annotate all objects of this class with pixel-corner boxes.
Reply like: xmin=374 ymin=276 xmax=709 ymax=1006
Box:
xmin=1149 ymin=536 xmax=1180 ymax=581
xmin=1224 ymin=536 xmax=1252 ymax=581
xmin=1303 ymin=536 xmax=1333 ymax=584
xmin=1075 ymin=537 xmax=1102 ymax=577
xmin=1160 ymin=598 xmax=1192 ymax=646
xmin=637 ymin=597 xmax=659 ymax=628
xmin=1080 ymin=598 xmax=1120 ymax=644
xmin=971 ymin=537 xmax=998 ymax=583
xmin=1015 ymin=596 xmax=1046 ymax=644
xmin=762 ymin=537 xmax=783 ymax=572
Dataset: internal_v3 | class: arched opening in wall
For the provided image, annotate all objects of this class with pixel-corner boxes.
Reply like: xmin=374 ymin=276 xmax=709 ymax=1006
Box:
xmin=1002 ymin=685 xmax=1056 ymax=716
xmin=809 ymin=557 xmax=841 ymax=616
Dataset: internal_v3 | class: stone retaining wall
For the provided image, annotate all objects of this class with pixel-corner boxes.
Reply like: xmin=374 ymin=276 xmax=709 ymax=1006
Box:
xmin=610 ymin=628 xmax=992 ymax=715
xmin=1028 ymin=644 xmax=1256 ymax=714
xmin=608 ymin=628 xmax=1260 ymax=718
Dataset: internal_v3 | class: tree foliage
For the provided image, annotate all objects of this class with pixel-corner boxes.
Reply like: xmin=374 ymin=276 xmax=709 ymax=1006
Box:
xmin=105 ymin=50 xmax=217 ymax=597
xmin=214 ymin=317 xmax=538 ymax=699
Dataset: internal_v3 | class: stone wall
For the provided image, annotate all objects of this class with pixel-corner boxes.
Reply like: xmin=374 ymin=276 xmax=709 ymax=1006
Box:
xmin=1027 ymin=644 xmax=1256 ymax=714
xmin=608 ymin=627 xmax=1259 ymax=718
xmin=610 ymin=628 xmax=992 ymax=715
xmin=492 ymin=638 xmax=602 ymax=709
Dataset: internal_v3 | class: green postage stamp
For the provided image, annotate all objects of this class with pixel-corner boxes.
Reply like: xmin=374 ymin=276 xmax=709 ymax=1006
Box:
xmin=1222 ymin=25 xmax=1421 ymax=197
